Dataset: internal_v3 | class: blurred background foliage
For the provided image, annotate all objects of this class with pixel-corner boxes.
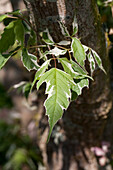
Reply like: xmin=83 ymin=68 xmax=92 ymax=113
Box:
xmin=0 ymin=120 xmax=43 ymax=170
xmin=96 ymin=0 xmax=113 ymax=73
xmin=96 ymin=0 xmax=113 ymax=41
xmin=97 ymin=0 xmax=113 ymax=31
xmin=0 ymin=83 xmax=13 ymax=109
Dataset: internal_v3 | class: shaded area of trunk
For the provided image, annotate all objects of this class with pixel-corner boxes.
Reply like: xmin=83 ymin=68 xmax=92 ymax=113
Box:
xmin=23 ymin=0 xmax=112 ymax=169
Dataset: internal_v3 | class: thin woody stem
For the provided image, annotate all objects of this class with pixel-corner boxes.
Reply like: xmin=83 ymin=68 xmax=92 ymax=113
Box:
xmin=6 ymin=13 xmax=36 ymax=33
xmin=7 ymin=16 xmax=18 ymax=19
xmin=68 ymin=50 xmax=72 ymax=60
xmin=28 ymin=45 xmax=47 ymax=49
xmin=54 ymin=44 xmax=70 ymax=50
xmin=10 ymin=48 xmax=21 ymax=57
xmin=48 ymin=45 xmax=56 ymax=68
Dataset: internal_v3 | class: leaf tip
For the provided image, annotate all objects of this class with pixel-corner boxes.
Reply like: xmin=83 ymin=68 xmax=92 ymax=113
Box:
xmin=103 ymin=68 xmax=107 ymax=75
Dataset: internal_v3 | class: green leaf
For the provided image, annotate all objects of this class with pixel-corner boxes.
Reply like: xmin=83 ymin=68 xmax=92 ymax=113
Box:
xmin=83 ymin=45 xmax=106 ymax=74
xmin=38 ymin=49 xmax=47 ymax=61
xmin=21 ymin=48 xmax=40 ymax=71
xmin=0 ymin=53 xmax=11 ymax=69
xmin=36 ymin=68 xmax=76 ymax=141
xmin=14 ymin=20 xmax=25 ymax=47
xmin=59 ymin=58 xmax=79 ymax=78
xmin=31 ymin=60 xmax=51 ymax=91
xmin=28 ymin=30 xmax=37 ymax=46
xmin=0 ymin=15 xmax=8 ymax=22
xmin=57 ymin=40 xmax=70 ymax=46
xmin=0 ymin=47 xmax=21 ymax=69
xmin=72 ymin=27 xmax=78 ymax=36
xmin=3 ymin=18 xmax=16 ymax=27
xmin=0 ymin=21 xmax=15 ymax=53
xmin=46 ymin=47 xmax=67 ymax=56
xmin=82 ymin=44 xmax=89 ymax=53
xmin=70 ymin=59 xmax=91 ymax=78
xmin=71 ymin=37 xmax=86 ymax=67
xmin=42 ymin=29 xmax=54 ymax=45
xmin=72 ymin=78 xmax=89 ymax=95
xmin=91 ymin=49 xmax=106 ymax=74
xmin=58 ymin=21 xmax=70 ymax=37
xmin=22 ymin=20 xmax=31 ymax=33
xmin=72 ymin=16 xmax=78 ymax=36
xmin=71 ymin=91 xmax=78 ymax=101
xmin=87 ymin=51 xmax=95 ymax=75
xmin=7 ymin=10 xmax=22 ymax=16
xmin=59 ymin=58 xmax=92 ymax=80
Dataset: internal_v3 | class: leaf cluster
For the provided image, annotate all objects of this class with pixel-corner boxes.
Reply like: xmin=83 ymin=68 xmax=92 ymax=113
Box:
xmin=0 ymin=11 xmax=106 ymax=141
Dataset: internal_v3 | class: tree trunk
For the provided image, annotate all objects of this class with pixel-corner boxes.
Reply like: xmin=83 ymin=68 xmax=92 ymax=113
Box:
xmin=23 ymin=0 xmax=112 ymax=169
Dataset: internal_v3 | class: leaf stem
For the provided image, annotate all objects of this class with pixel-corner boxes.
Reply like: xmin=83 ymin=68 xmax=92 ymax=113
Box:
xmin=10 ymin=48 xmax=21 ymax=57
xmin=54 ymin=44 xmax=70 ymax=50
xmin=19 ymin=16 xmax=37 ymax=33
xmin=28 ymin=45 xmax=47 ymax=49
xmin=6 ymin=13 xmax=37 ymax=33
xmin=7 ymin=16 xmax=18 ymax=19
xmin=68 ymin=50 xmax=72 ymax=60
xmin=48 ymin=45 xmax=56 ymax=68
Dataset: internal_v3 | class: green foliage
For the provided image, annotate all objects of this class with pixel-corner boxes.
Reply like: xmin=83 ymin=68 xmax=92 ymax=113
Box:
xmin=7 ymin=9 xmax=22 ymax=16
xmin=59 ymin=58 xmax=89 ymax=79
xmin=96 ymin=0 xmax=113 ymax=31
xmin=0 ymin=53 xmax=11 ymax=69
xmin=70 ymin=59 xmax=88 ymax=78
xmin=92 ymin=49 xmax=106 ymax=73
xmin=72 ymin=78 xmax=89 ymax=96
xmin=14 ymin=20 xmax=25 ymax=47
xmin=0 ymin=21 xmax=15 ymax=53
xmin=72 ymin=15 xmax=78 ymax=36
xmin=87 ymin=51 xmax=96 ymax=75
xmin=83 ymin=45 xmax=106 ymax=74
xmin=0 ymin=11 xmax=106 ymax=141
xmin=59 ymin=57 xmax=78 ymax=78
xmin=42 ymin=29 xmax=54 ymax=45
xmin=22 ymin=48 xmax=39 ymax=71
xmin=0 ymin=15 xmax=8 ymax=22
xmin=71 ymin=37 xmax=86 ymax=68
xmin=37 ymin=68 xmax=76 ymax=141
xmin=28 ymin=30 xmax=37 ymax=46
xmin=46 ymin=47 xmax=67 ymax=56
xmin=31 ymin=59 xmax=51 ymax=91
xmin=58 ymin=21 xmax=70 ymax=37
xmin=57 ymin=40 xmax=71 ymax=46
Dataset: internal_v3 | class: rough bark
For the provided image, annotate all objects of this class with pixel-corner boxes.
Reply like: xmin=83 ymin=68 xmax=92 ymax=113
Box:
xmin=23 ymin=0 xmax=112 ymax=169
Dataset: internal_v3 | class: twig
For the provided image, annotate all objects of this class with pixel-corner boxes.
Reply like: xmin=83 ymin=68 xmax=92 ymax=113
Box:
xmin=48 ymin=45 xmax=56 ymax=68
xmin=28 ymin=45 xmax=47 ymax=49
